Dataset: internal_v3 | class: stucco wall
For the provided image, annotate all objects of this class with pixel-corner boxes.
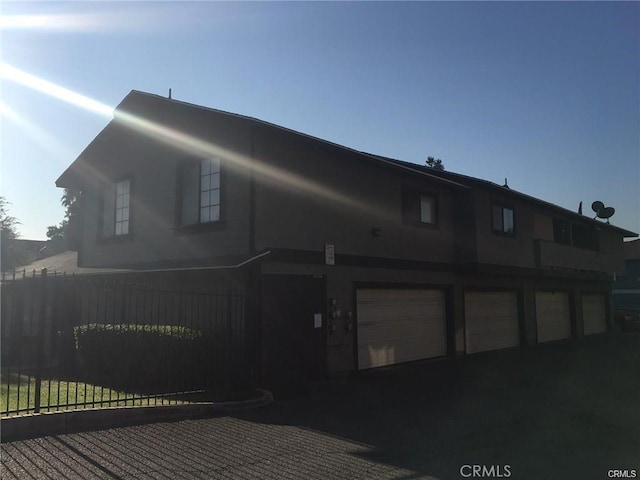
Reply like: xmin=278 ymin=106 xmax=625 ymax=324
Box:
xmin=473 ymin=188 xmax=537 ymax=268
xmin=77 ymin=105 xmax=253 ymax=268
xmin=252 ymin=126 xmax=459 ymax=264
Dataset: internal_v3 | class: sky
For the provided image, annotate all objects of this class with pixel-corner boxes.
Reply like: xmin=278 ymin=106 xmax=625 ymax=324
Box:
xmin=1 ymin=1 xmax=638 ymax=240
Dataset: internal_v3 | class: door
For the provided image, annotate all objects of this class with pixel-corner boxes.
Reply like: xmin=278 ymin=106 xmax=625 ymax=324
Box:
xmin=582 ymin=293 xmax=607 ymax=335
xmin=465 ymin=291 xmax=520 ymax=354
xmin=261 ymin=275 xmax=325 ymax=389
xmin=536 ymin=291 xmax=571 ymax=342
xmin=356 ymin=288 xmax=446 ymax=370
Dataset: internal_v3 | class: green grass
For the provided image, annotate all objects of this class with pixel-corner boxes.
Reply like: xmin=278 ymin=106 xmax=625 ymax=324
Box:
xmin=0 ymin=372 xmax=193 ymax=416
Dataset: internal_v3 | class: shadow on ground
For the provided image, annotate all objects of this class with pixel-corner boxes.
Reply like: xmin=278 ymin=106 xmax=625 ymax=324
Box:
xmin=233 ymin=331 xmax=640 ymax=479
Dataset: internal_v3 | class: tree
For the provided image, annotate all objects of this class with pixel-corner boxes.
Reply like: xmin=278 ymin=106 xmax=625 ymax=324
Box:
xmin=46 ymin=222 xmax=67 ymax=243
xmin=46 ymin=188 xmax=82 ymax=250
xmin=0 ymin=196 xmax=27 ymax=271
xmin=426 ymin=156 xmax=445 ymax=171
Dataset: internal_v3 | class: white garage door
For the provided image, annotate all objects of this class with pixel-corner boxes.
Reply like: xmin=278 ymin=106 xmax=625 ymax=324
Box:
xmin=356 ymin=289 xmax=446 ymax=370
xmin=582 ymin=294 xmax=607 ymax=335
xmin=465 ymin=291 xmax=520 ymax=354
xmin=536 ymin=291 xmax=571 ymax=343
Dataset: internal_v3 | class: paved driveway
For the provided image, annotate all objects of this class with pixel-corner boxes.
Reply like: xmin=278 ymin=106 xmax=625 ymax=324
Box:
xmin=2 ymin=332 xmax=639 ymax=480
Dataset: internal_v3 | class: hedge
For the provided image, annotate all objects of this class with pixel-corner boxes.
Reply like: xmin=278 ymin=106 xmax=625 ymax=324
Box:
xmin=73 ymin=323 xmax=227 ymax=393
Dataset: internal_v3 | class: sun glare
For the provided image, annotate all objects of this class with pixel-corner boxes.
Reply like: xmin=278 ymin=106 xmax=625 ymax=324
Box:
xmin=0 ymin=63 xmax=113 ymax=118
xmin=1 ymin=63 xmax=385 ymax=220
xmin=0 ymin=13 xmax=115 ymax=32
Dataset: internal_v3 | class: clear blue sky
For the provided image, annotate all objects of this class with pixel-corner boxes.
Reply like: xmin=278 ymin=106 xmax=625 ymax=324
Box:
xmin=1 ymin=1 xmax=638 ymax=240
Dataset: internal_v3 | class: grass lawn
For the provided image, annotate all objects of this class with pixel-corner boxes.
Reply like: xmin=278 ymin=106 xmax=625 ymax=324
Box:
xmin=0 ymin=372 xmax=192 ymax=416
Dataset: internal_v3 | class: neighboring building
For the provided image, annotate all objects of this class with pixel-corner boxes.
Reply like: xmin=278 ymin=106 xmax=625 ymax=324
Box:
xmin=9 ymin=239 xmax=67 ymax=265
xmin=613 ymin=239 xmax=640 ymax=309
xmin=10 ymin=250 xmax=127 ymax=278
xmin=56 ymin=91 xmax=638 ymax=387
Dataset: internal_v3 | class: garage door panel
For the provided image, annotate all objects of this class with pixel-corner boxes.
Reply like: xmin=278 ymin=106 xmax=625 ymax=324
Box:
xmin=358 ymin=323 xmax=444 ymax=344
xmin=536 ymin=292 xmax=571 ymax=343
xmin=583 ymin=294 xmax=606 ymax=335
xmin=465 ymin=291 xmax=519 ymax=354
xmin=357 ymin=289 xmax=446 ymax=370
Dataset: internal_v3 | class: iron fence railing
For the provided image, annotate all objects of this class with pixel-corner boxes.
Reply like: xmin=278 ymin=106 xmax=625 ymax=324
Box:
xmin=1 ymin=272 xmax=251 ymax=417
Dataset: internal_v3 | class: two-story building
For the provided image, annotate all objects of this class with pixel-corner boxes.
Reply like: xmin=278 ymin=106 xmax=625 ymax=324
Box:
xmin=56 ymin=91 xmax=637 ymax=388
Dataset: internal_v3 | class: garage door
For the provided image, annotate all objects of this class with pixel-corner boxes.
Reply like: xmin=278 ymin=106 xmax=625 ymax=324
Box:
xmin=465 ymin=291 xmax=519 ymax=354
xmin=356 ymin=289 xmax=446 ymax=370
xmin=582 ymin=293 xmax=607 ymax=335
xmin=536 ymin=291 xmax=571 ymax=343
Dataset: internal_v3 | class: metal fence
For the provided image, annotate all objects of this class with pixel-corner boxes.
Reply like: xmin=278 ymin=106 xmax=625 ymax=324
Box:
xmin=1 ymin=271 xmax=252 ymax=417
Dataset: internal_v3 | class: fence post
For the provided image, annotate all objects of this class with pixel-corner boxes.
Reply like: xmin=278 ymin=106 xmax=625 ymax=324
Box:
xmin=33 ymin=268 xmax=48 ymax=414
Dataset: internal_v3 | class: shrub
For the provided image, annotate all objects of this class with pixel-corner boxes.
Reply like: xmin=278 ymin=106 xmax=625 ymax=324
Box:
xmin=73 ymin=323 xmax=226 ymax=393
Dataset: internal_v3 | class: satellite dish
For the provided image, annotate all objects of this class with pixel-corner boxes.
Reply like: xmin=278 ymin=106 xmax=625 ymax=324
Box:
xmin=598 ymin=207 xmax=615 ymax=223
xmin=591 ymin=201 xmax=604 ymax=213
xmin=591 ymin=201 xmax=616 ymax=223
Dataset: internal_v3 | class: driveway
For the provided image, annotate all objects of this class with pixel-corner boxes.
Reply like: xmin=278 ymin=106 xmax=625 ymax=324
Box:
xmin=2 ymin=332 xmax=639 ymax=479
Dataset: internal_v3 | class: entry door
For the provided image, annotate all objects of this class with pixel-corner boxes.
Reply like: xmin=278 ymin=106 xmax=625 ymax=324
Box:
xmin=536 ymin=291 xmax=571 ymax=343
xmin=261 ymin=275 xmax=325 ymax=389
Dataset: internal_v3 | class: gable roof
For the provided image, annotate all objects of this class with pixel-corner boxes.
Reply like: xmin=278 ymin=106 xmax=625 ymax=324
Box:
xmin=57 ymin=90 xmax=467 ymax=190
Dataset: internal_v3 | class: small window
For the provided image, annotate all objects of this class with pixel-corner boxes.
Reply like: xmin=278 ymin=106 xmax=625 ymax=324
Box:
xmin=402 ymin=187 xmax=438 ymax=227
xmin=492 ymin=203 xmax=515 ymax=236
xmin=420 ymin=195 xmax=436 ymax=224
xmin=572 ymin=224 xmax=599 ymax=251
xmin=553 ymin=219 xmax=571 ymax=245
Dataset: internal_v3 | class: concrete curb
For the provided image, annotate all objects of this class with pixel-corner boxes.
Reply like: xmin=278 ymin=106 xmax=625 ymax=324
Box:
xmin=0 ymin=389 xmax=273 ymax=443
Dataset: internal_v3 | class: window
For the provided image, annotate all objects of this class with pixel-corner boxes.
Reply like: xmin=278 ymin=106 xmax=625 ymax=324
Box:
xmin=199 ymin=158 xmax=221 ymax=223
xmin=572 ymin=224 xmax=599 ymax=251
xmin=102 ymin=178 xmax=131 ymax=238
xmin=114 ymin=179 xmax=130 ymax=235
xmin=401 ymin=187 xmax=438 ymax=227
xmin=492 ymin=203 xmax=515 ymax=235
xmin=419 ymin=194 xmax=436 ymax=224
xmin=553 ymin=219 xmax=571 ymax=245
xmin=177 ymin=157 xmax=222 ymax=227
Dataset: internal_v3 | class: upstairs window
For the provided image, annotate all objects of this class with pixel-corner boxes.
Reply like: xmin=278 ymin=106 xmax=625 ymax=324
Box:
xmin=102 ymin=178 xmax=132 ymax=238
xmin=572 ymin=224 xmax=599 ymax=251
xmin=492 ymin=203 xmax=515 ymax=236
xmin=114 ymin=179 xmax=131 ymax=236
xmin=199 ymin=158 xmax=221 ymax=223
xmin=177 ymin=157 xmax=222 ymax=227
xmin=419 ymin=194 xmax=437 ymax=224
xmin=553 ymin=219 xmax=571 ymax=245
xmin=402 ymin=187 xmax=439 ymax=227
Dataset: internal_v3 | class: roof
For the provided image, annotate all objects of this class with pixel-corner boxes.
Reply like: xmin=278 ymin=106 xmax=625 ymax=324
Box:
xmin=57 ymin=90 xmax=467 ymax=190
xmin=371 ymin=155 xmax=638 ymax=238
xmin=57 ymin=90 xmax=637 ymax=238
